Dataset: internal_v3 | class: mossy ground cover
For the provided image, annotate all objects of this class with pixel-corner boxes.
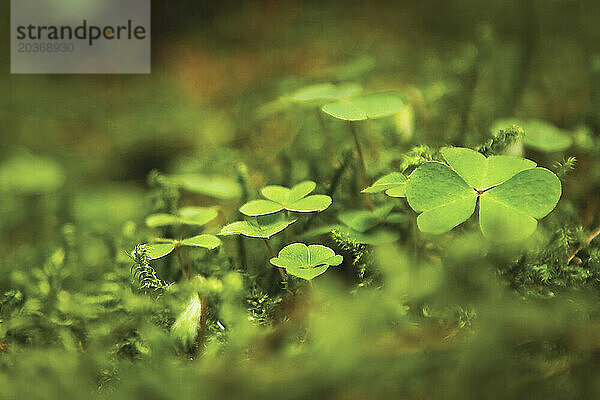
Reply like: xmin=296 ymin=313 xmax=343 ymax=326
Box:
xmin=2 ymin=1 xmax=600 ymax=399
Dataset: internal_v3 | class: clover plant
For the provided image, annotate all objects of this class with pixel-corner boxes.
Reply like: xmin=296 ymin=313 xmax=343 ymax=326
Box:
xmin=239 ymin=180 xmax=331 ymax=216
xmin=320 ymin=92 xmax=405 ymax=199
xmin=218 ymin=215 xmax=296 ymax=239
xmin=405 ymin=147 xmax=562 ymax=242
xmin=270 ymin=243 xmax=343 ymax=280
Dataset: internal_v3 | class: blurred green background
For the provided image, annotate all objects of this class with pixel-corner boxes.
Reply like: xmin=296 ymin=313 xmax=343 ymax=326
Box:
xmin=2 ymin=1 xmax=600 ymax=399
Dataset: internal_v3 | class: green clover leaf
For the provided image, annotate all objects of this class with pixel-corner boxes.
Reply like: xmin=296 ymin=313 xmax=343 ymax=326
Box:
xmin=289 ymin=82 xmax=362 ymax=105
xmin=146 ymin=234 xmax=221 ymax=260
xmin=239 ymin=181 xmax=332 ymax=216
xmin=219 ymin=215 xmax=296 ymax=239
xmin=361 ymin=172 xmax=407 ymax=197
xmin=146 ymin=207 xmax=219 ymax=228
xmin=321 ymin=92 xmax=404 ymax=121
xmin=493 ymin=118 xmax=573 ymax=152
xmin=270 ymin=243 xmax=343 ymax=280
xmin=405 ymin=147 xmax=562 ymax=242
xmin=169 ymin=174 xmax=242 ymax=199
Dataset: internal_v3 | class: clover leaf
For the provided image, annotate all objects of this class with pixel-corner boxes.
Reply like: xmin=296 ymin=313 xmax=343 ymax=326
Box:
xmin=300 ymin=205 xmax=405 ymax=245
xmin=146 ymin=207 xmax=219 ymax=228
xmin=269 ymin=243 xmax=343 ymax=280
xmin=219 ymin=215 xmax=296 ymax=239
xmin=147 ymin=234 xmax=222 ymax=260
xmin=239 ymin=181 xmax=332 ymax=216
xmin=361 ymin=172 xmax=407 ymax=197
xmin=289 ymin=82 xmax=362 ymax=105
xmin=169 ymin=174 xmax=242 ymax=199
xmin=405 ymin=147 xmax=562 ymax=242
xmin=492 ymin=118 xmax=573 ymax=152
xmin=321 ymin=93 xmax=404 ymax=121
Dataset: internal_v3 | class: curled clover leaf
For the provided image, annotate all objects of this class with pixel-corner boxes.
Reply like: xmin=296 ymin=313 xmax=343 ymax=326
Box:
xmin=321 ymin=93 xmax=404 ymax=121
xmin=405 ymin=147 xmax=562 ymax=242
xmin=146 ymin=207 xmax=219 ymax=228
xmin=147 ymin=234 xmax=222 ymax=260
xmin=239 ymin=181 xmax=332 ymax=216
xmin=361 ymin=172 xmax=407 ymax=197
xmin=219 ymin=215 xmax=296 ymax=239
xmin=270 ymin=243 xmax=343 ymax=280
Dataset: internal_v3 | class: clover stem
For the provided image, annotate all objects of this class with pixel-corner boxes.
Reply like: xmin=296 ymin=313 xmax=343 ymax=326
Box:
xmin=316 ymin=108 xmax=335 ymax=163
xmin=348 ymin=122 xmax=374 ymax=210
xmin=174 ymin=245 xmax=188 ymax=280
xmin=264 ymin=239 xmax=286 ymax=281
xmin=567 ymin=225 xmax=600 ymax=264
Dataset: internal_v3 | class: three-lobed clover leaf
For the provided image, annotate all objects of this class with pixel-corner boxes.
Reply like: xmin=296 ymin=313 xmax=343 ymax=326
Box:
xmin=239 ymin=181 xmax=332 ymax=216
xmin=219 ymin=215 xmax=296 ymax=239
xmin=146 ymin=234 xmax=222 ymax=260
xmin=361 ymin=172 xmax=407 ymax=197
xmin=321 ymin=92 xmax=404 ymax=121
xmin=146 ymin=207 xmax=219 ymax=228
xmin=270 ymin=243 xmax=343 ymax=280
xmin=405 ymin=147 xmax=562 ymax=242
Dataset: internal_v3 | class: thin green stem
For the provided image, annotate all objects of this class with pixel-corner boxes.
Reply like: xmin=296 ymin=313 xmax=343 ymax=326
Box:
xmin=316 ymin=108 xmax=335 ymax=163
xmin=348 ymin=122 xmax=374 ymax=210
xmin=264 ymin=239 xmax=286 ymax=281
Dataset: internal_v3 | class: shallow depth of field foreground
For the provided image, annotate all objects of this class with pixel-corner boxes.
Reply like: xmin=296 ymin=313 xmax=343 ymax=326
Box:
xmin=2 ymin=1 xmax=600 ymax=399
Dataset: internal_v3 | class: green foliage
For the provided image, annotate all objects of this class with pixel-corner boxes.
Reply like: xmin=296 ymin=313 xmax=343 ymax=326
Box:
xmin=406 ymin=147 xmax=562 ymax=241
xmin=288 ymin=82 xmax=362 ymax=105
xmin=239 ymin=181 xmax=332 ymax=216
xmin=493 ymin=118 xmax=573 ymax=152
xmin=4 ymin=5 xmax=600 ymax=399
xmin=0 ymin=151 xmax=65 ymax=194
xmin=219 ymin=215 xmax=296 ymax=239
xmin=270 ymin=243 xmax=343 ymax=280
xmin=145 ymin=207 xmax=219 ymax=228
xmin=321 ymin=92 xmax=405 ymax=121
xmin=146 ymin=235 xmax=221 ymax=259
xmin=361 ymin=172 xmax=407 ymax=197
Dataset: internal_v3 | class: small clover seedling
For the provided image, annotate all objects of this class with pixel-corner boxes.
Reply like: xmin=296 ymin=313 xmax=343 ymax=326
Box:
xmin=405 ymin=147 xmax=562 ymax=242
xmin=148 ymin=234 xmax=221 ymax=279
xmin=320 ymin=92 xmax=405 ymax=204
xmin=218 ymin=215 xmax=296 ymax=239
xmin=270 ymin=243 xmax=343 ymax=280
xmin=239 ymin=181 xmax=332 ymax=216
xmin=219 ymin=214 xmax=297 ymax=281
xmin=361 ymin=172 xmax=407 ymax=197
xmin=146 ymin=206 xmax=219 ymax=228
xmin=492 ymin=118 xmax=573 ymax=152
xmin=282 ymin=82 xmax=362 ymax=162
